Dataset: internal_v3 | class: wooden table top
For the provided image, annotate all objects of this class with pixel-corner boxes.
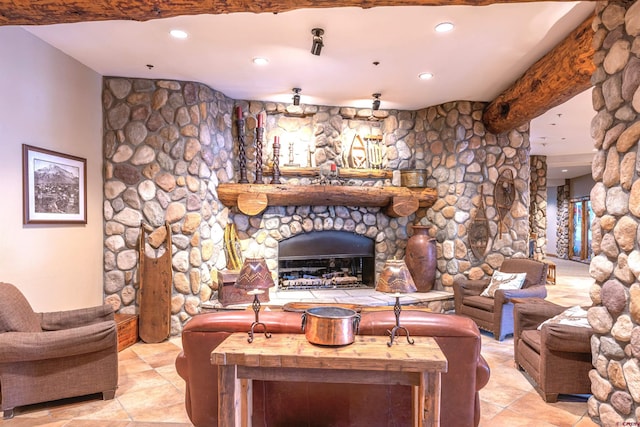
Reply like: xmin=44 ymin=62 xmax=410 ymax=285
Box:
xmin=211 ymin=333 xmax=447 ymax=373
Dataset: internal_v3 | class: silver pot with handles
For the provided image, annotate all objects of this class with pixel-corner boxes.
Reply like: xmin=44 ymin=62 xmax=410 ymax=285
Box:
xmin=301 ymin=306 xmax=360 ymax=346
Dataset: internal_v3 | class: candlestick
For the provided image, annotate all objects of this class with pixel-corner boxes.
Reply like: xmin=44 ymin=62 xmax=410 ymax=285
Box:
xmin=235 ymin=106 xmax=248 ymax=184
xmin=254 ymin=117 xmax=265 ymax=184
xmin=272 ymin=136 xmax=281 ymax=184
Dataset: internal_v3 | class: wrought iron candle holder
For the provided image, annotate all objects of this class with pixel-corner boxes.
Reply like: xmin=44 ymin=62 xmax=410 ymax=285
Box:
xmin=235 ymin=106 xmax=248 ymax=184
xmin=254 ymin=112 xmax=265 ymax=184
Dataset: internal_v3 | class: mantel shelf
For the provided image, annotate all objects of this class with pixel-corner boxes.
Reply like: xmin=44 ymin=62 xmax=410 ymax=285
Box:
xmin=217 ymin=183 xmax=437 ymax=217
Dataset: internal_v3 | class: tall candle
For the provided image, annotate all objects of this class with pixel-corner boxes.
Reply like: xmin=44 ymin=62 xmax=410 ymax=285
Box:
xmin=257 ymin=112 xmax=264 ymax=128
xmin=235 ymin=106 xmax=242 ymax=120
xmin=274 ymin=136 xmax=280 ymax=147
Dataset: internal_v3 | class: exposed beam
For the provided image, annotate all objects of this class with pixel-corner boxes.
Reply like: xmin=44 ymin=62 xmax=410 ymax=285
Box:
xmin=0 ymin=0 xmax=593 ymax=26
xmin=482 ymin=14 xmax=595 ymax=134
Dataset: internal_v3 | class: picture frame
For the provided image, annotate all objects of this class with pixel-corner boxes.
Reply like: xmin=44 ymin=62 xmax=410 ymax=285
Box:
xmin=22 ymin=144 xmax=87 ymax=224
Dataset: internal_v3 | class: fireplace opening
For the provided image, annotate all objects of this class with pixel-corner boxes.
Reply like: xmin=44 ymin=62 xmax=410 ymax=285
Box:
xmin=278 ymin=231 xmax=375 ymax=290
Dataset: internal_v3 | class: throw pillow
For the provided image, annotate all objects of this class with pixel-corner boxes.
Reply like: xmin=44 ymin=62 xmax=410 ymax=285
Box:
xmin=480 ymin=270 xmax=526 ymax=298
xmin=538 ymin=305 xmax=590 ymax=330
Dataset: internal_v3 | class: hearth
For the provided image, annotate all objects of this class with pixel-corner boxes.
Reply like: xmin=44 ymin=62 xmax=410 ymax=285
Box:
xmin=277 ymin=231 xmax=375 ymax=290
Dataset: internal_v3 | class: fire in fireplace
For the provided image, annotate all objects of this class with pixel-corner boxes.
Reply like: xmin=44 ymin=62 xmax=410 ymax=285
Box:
xmin=277 ymin=231 xmax=375 ymax=290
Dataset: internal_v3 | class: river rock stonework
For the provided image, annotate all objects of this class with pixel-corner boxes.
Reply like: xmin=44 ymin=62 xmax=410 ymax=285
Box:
xmin=529 ymin=155 xmax=548 ymax=260
xmin=103 ymin=78 xmax=234 ymax=335
xmin=557 ymin=183 xmax=571 ymax=258
xmin=103 ymin=81 xmax=534 ymax=333
xmin=589 ymin=2 xmax=640 ymax=424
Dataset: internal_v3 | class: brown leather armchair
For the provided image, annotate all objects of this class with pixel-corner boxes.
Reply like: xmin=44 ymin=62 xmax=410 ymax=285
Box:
xmin=514 ymin=300 xmax=593 ymax=402
xmin=453 ymin=258 xmax=548 ymax=340
xmin=0 ymin=282 xmax=118 ymax=419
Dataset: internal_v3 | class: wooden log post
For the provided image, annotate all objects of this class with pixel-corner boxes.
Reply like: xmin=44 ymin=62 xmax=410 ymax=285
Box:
xmin=237 ymin=192 xmax=268 ymax=216
xmin=385 ymin=196 xmax=419 ymax=218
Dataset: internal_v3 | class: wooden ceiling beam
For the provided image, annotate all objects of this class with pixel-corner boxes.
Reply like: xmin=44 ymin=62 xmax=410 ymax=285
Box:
xmin=0 ymin=0 xmax=591 ymax=26
xmin=482 ymin=14 xmax=595 ymax=134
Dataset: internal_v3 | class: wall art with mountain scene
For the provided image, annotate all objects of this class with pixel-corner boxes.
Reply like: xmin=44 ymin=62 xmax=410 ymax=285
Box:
xmin=22 ymin=144 xmax=86 ymax=224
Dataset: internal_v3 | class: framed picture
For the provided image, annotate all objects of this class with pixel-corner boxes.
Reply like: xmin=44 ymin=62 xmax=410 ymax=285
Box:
xmin=22 ymin=144 xmax=87 ymax=224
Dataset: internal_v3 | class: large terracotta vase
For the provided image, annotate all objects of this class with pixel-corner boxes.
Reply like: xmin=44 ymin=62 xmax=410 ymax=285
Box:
xmin=405 ymin=225 xmax=437 ymax=292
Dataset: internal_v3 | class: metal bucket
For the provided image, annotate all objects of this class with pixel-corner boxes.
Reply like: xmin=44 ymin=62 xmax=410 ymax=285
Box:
xmin=301 ymin=306 xmax=360 ymax=346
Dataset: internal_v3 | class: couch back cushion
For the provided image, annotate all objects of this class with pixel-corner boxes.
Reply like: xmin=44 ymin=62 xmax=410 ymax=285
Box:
xmin=0 ymin=282 xmax=42 ymax=333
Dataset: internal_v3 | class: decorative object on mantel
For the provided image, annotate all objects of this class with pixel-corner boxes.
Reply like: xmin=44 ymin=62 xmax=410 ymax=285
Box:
xmin=235 ymin=106 xmax=248 ymax=184
xmin=469 ymin=185 xmax=490 ymax=260
xmin=235 ymin=257 xmax=275 ymax=343
xmin=271 ymin=136 xmax=281 ymax=184
xmin=495 ymin=168 xmax=515 ymax=237
xmin=364 ymin=135 xmax=383 ymax=169
xmin=376 ymin=258 xmax=417 ymax=347
xmin=285 ymin=140 xmax=299 ymax=167
xmin=138 ymin=222 xmax=172 ymax=344
xmin=254 ymin=112 xmax=265 ymax=184
xmin=400 ymin=169 xmax=427 ymax=188
xmin=405 ymin=224 xmax=437 ymax=292
xmin=347 ymin=135 xmax=367 ymax=168
xmin=217 ymin=183 xmax=436 ymax=217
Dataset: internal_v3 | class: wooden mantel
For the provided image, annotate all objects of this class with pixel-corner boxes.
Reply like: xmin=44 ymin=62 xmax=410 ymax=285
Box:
xmin=217 ymin=183 xmax=437 ymax=217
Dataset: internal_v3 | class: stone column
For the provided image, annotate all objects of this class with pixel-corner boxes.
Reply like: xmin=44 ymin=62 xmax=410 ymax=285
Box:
xmin=529 ymin=155 xmax=548 ymax=260
xmin=556 ymin=182 xmax=570 ymax=259
xmin=588 ymin=2 xmax=640 ymax=424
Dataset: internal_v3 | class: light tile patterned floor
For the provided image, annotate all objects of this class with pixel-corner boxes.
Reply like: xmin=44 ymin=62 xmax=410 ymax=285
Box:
xmin=1 ymin=257 xmax=596 ymax=426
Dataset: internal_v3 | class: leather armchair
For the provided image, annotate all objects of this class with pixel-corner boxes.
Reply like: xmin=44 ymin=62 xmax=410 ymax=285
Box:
xmin=0 ymin=282 xmax=118 ymax=419
xmin=514 ymin=300 xmax=593 ymax=402
xmin=453 ymin=258 xmax=548 ymax=340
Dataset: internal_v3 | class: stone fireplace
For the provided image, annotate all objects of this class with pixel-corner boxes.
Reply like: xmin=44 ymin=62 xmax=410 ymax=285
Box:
xmin=277 ymin=230 xmax=375 ymax=290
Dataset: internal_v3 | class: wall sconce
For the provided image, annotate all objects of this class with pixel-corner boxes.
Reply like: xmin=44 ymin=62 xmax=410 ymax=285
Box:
xmin=311 ymin=28 xmax=324 ymax=56
xmin=292 ymin=88 xmax=301 ymax=106
xmin=372 ymin=93 xmax=381 ymax=111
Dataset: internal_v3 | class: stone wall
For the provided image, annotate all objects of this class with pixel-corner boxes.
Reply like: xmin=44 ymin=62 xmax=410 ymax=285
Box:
xmin=587 ymin=2 xmax=640 ymax=424
xmin=101 ymin=79 xmax=533 ymax=333
xmin=529 ymin=155 xmax=548 ymax=260
xmin=557 ymin=182 xmax=570 ymax=259
xmin=102 ymin=78 xmax=234 ymax=335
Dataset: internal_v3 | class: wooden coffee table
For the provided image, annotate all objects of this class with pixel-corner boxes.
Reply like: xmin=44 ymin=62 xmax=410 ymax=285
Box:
xmin=211 ymin=333 xmax=448 ymax=427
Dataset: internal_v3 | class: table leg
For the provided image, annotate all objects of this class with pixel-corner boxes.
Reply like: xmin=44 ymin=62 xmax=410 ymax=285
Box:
xmin=218 ymin=365 xmax=243 ymax=427
xmin=418 ymin=372 xmax=441 ymax=427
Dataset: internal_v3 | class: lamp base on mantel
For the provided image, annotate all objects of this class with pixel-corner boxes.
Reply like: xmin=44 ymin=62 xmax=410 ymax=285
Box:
xmin=247 ymin=289 xmax=271 ymax=343
xmin=386 ymin=294 xmax=415 ymax=347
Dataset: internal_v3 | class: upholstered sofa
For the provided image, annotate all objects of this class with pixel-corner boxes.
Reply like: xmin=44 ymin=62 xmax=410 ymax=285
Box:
xmin=0 ymin=282 xmax=118 ymax=419
xmin=514 ymin=300 xmax=593 ymax=402
xmin=453 ymin=258 xmax=548 ymax=340
xmin=176 ymin=309 xmax=490 ymax=427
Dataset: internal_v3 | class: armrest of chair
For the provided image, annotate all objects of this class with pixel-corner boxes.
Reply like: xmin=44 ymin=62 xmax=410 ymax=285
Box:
xmin=495 ymin=285 xmax=547 ymax=306
xmin=542 ymin=323 xmax=593 ymax=353
xmin=454 ymin=279 xmax=489 ymax=295
xmin=476 ymin=354 xmax=491 ymax=391
xmin=0 ymin=321 xmax=116 ymax=363
xmin=38 ymin=304 xmax=114 ymax=330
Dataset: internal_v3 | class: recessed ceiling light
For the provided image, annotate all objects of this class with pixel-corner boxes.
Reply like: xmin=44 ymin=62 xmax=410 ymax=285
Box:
xmin=252 ymin=57 xmax=269 ymax=66
xmin=170 ymin=29 xmax=188 ymax=39
xmin=562 ymin=169 xmax=568 ymax=173
xmin=418 ymin=72 xmax=434 ymax=80
xmin=435 ymin=22 xmax=454 ymax=33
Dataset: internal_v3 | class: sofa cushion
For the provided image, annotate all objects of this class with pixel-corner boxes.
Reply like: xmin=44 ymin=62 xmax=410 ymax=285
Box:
xmin=462 ymin=295 xmax=495 ymax=311
xmin=0 ymin=282 xmax=42 ymax=333
xmin=480 ymin=270 xmax=526 ymax=298
xmin=520 ymin=329 xmax=542 ymax=354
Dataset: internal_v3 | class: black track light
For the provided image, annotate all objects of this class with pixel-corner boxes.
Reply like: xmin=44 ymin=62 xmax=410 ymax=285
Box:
xmin=311 ymin=28 xmax=324 ymax=56
xmin=372 ymin=93 xmax=381 ymax=111
xmin=292 ymin=88 xmax=301 ymax=106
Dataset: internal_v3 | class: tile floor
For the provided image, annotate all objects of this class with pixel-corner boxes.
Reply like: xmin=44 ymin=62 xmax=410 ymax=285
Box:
xmin=1 ymin=257 xmax=597 ymax=427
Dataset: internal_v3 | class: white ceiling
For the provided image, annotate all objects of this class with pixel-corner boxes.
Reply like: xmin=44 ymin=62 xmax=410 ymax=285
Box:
xmin=24 ymin=1 xmax=597 ymax=185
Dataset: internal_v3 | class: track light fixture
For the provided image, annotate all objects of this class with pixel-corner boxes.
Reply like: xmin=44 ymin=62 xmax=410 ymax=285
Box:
xmin=372 ymin=93 xmax=381 ymax=111
xmin=292 ymin=88 xmax=301 ymax=106
xmin=311 ymin=28 xmax=324 ymax=56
